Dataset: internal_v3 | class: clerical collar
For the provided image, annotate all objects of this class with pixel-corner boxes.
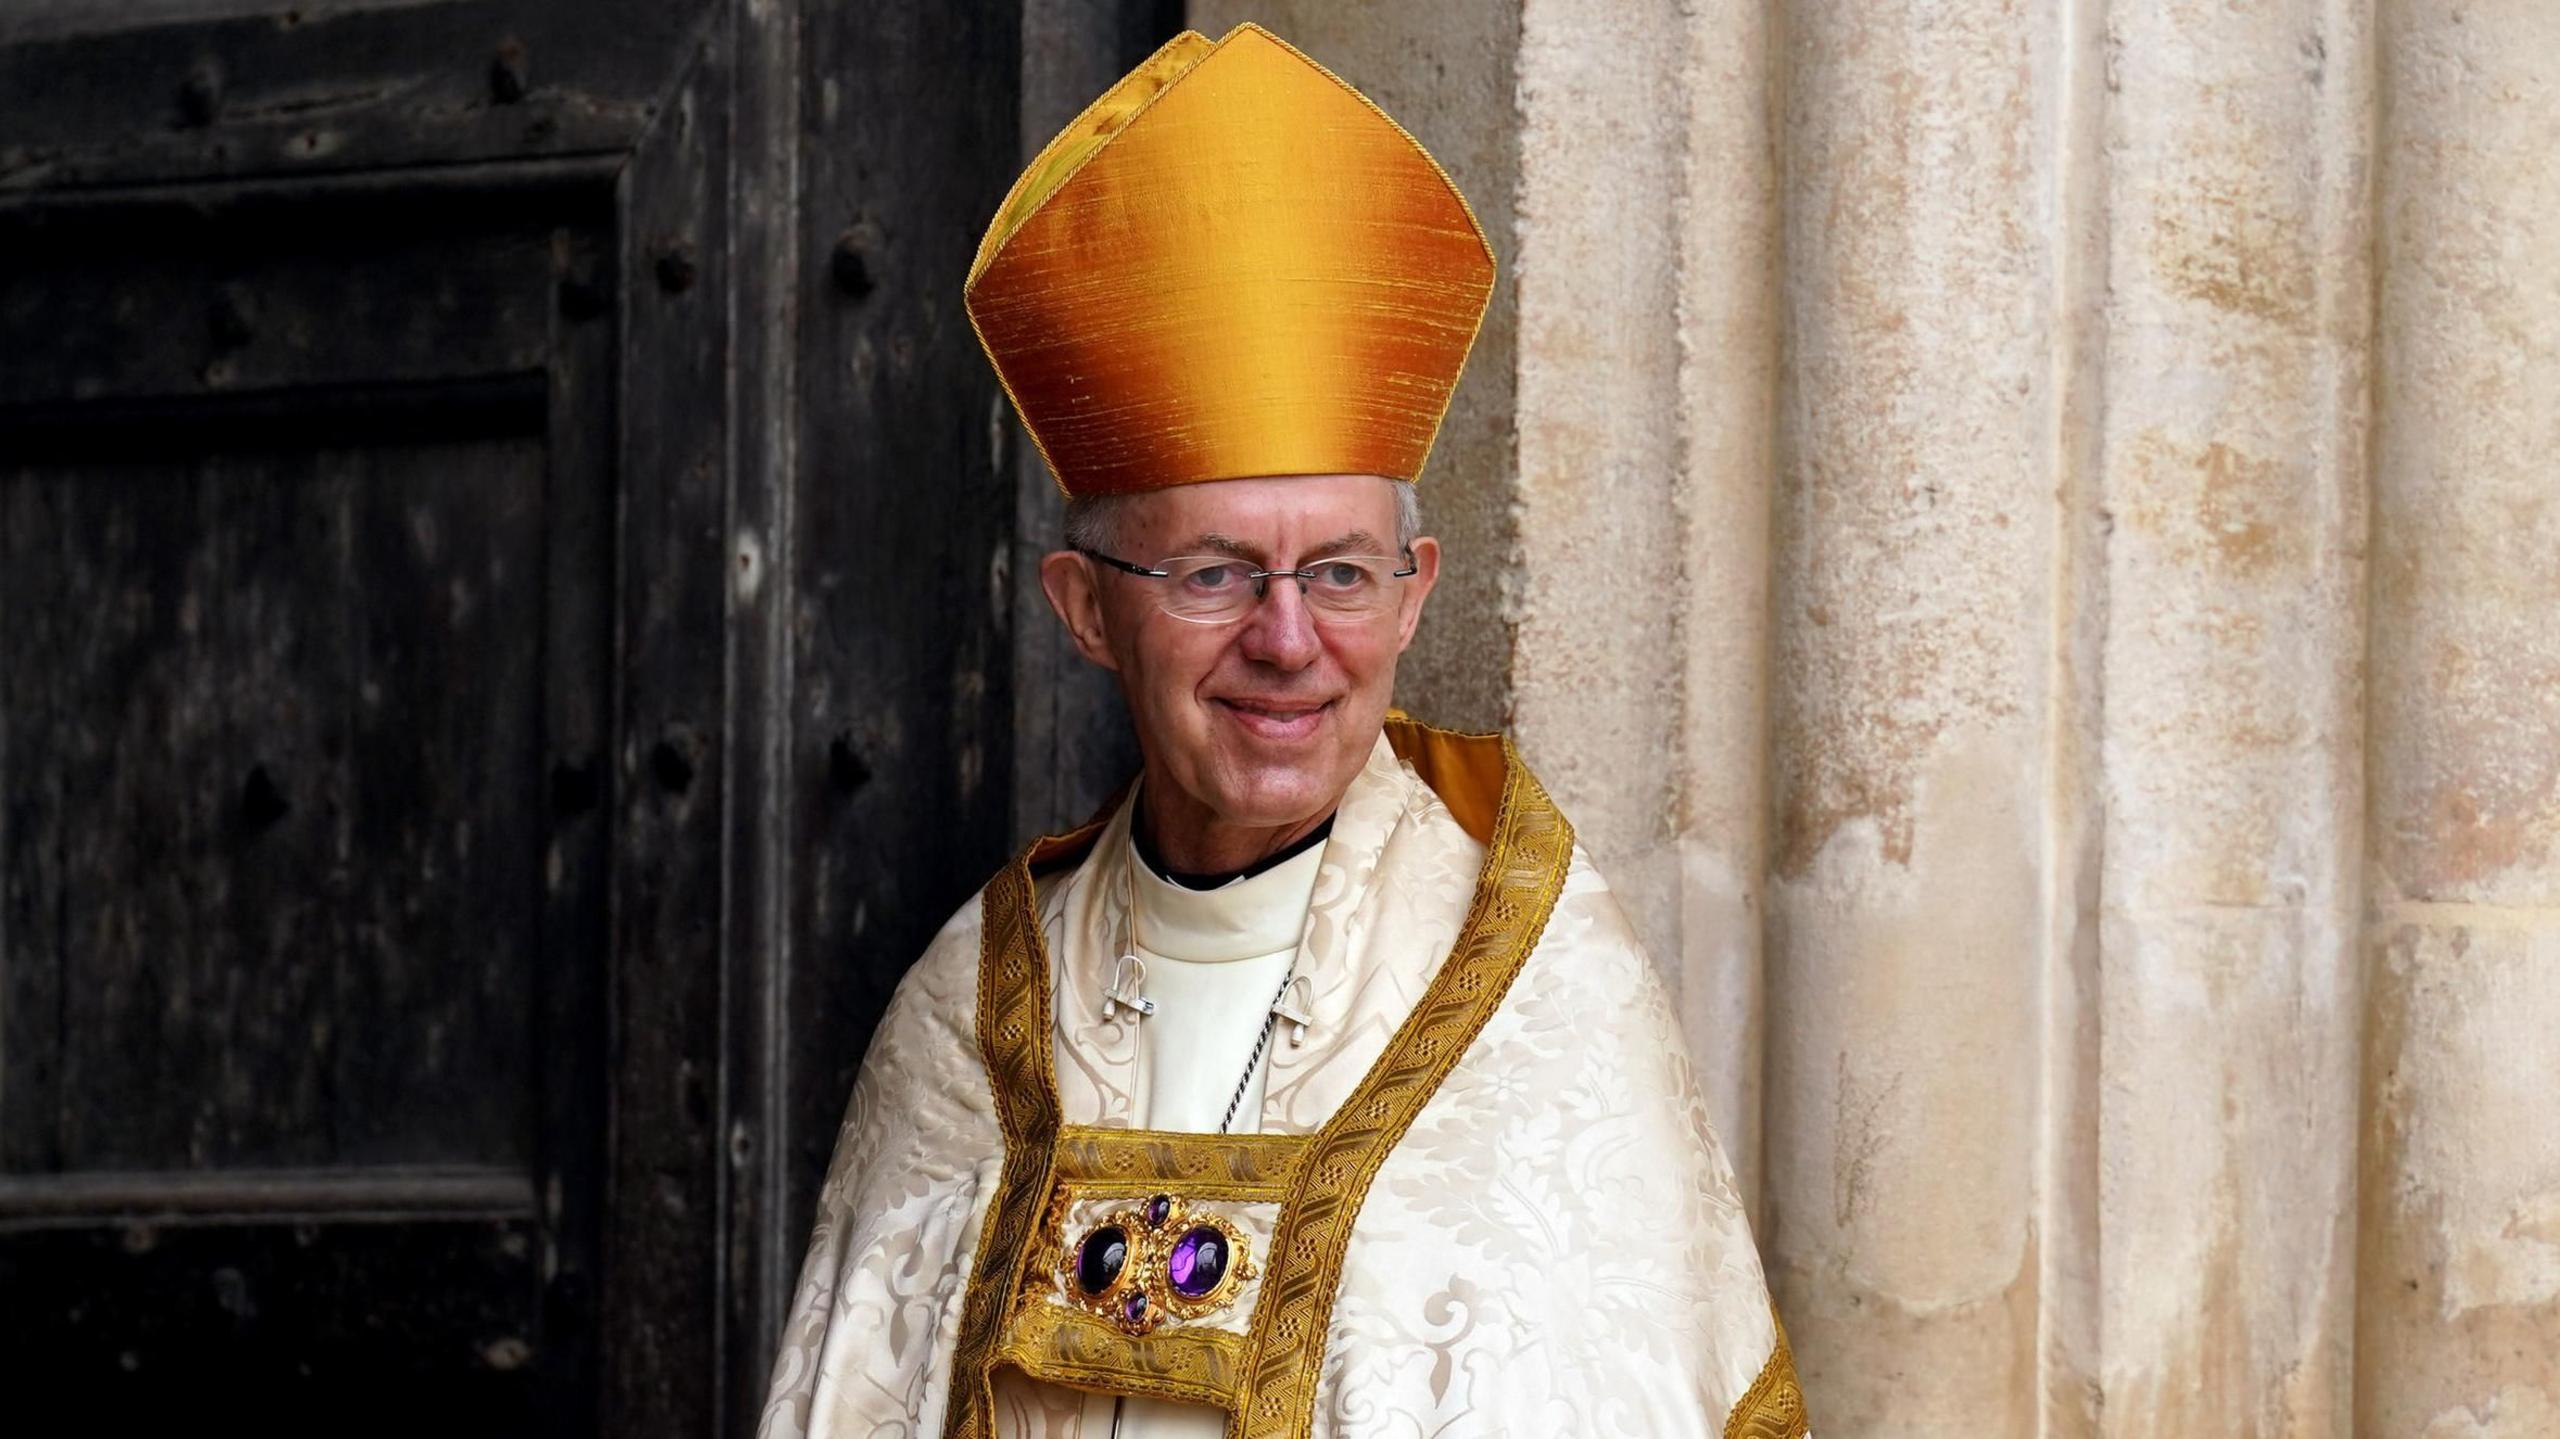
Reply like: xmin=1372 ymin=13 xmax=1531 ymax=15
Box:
xmin=1127 ymin=813 xmax=1331 ymax=964
xmin=1132 ymin=810 xmax=1337 ymax=892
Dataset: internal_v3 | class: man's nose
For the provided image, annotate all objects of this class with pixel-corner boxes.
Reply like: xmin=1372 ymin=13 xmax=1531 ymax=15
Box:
xmin=1236 ymin=575 xmax=1322 ymax=668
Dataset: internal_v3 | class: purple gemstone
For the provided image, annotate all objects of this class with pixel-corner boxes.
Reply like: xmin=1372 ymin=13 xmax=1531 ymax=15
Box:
xmin=1075 ymin=1225 xmax=1127 ymax=1295
xmin=1122 ymin=1289 xmax=1149 ymax=1324
xmin=1146 ymin=1194 xmax=1172 ymax=1228
xmin=1167 ymin=1227 xmax=1228 ymax=1298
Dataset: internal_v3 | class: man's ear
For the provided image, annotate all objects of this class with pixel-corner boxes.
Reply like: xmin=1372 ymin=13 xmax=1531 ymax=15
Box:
xmin=1394 ymin=535 xmax=1441 ymax=652
xmin=1039 ymin=550 xmax=1121 ymax=673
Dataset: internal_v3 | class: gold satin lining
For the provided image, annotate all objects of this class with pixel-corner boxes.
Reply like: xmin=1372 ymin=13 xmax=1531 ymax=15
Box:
xmin=964 ymin=23 xmax=1496 ymax=496
xmin=1382 ymin=711 xmax=1507 ymax=845
xmin=945 ymin=720 xmax=1577 ymax=1439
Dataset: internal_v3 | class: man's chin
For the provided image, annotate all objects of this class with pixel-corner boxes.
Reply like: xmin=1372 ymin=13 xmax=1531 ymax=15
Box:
xmin=1199 ymin=746 xmax=1354 ymax=828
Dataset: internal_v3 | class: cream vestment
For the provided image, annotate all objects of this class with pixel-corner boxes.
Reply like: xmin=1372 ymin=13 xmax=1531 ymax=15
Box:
xmin=759 ymin=720 xmax=1809 ymax=1438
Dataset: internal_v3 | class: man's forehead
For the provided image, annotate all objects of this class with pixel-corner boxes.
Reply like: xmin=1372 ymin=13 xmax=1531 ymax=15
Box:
xmin=1129 ymin=473 xmax=1396 ymax=521
xmin=1118 ymin=474 xmax=1401 ymax=554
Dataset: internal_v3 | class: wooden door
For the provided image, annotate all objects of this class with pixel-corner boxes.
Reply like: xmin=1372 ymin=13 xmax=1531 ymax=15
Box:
xmin=0 ymin=5 xmax=694 ymax=1432
xmin=0 ymin=171 xmax=617 ymax=1431
xmin=0 ymin=1 xmax=1032 ymax=1432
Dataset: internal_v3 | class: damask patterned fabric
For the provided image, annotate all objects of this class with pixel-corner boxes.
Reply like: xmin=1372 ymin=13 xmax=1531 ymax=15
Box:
xmin=758 ymin=733 xmax=1806 ymax=1438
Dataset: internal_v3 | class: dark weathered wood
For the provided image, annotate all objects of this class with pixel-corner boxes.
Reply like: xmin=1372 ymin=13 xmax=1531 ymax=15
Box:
xmin=0 ymin=1216 xmax=549 ymax=1427
xmin=533 ymin=209 xmax=619 ymax=1434
xmin=715 ymin=0 xmax=804 ymax=1425
xmin=0 ymin=1164 xmax=536 ymax=1224
xmin=0 ymin=187 xmax=580 ymax=406
xmin=0 ymin=375 xmax=551 ymax=460
xmin=0 ymin=118 xmax=627 ymax=1435
xmin=337 ymin=438 xmax=550 ymax=1166
xmin=0 ymin=0 xmax=694 ymax=192
xmin=604 ymin=20 xmax=732 ymax=1436
xmin=1 ymin=434 xmax=547 ymax=1172
xmin=781 ymin=0 xmax=1025 ymax=1345
xmin=3 ymin=3 xmax=1056 ymax=1433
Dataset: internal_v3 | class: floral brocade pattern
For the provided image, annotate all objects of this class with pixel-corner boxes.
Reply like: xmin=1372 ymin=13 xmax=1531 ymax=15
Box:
xmin=1236 ymin=743 xmax=1573 ymax=1438
xmin=757 ymin=727 xmax=1808 ymax=1439
xmin=1312 ymin=843 xmax=1793 ymax=1436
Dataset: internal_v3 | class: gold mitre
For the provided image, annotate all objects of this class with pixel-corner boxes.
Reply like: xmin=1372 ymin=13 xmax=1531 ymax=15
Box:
xmin=966 ymin=23 xmax=1496 ymax=498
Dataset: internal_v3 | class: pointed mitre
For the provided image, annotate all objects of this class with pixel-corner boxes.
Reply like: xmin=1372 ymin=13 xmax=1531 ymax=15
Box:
xmin=965 ymin=24 xmax=1496 ymax=498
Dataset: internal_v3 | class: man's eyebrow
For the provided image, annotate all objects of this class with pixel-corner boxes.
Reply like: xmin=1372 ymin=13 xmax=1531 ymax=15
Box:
xmin=1190 ymin=531 xmax=1384 ymax=561
xmin=1308 ymin=530 xmax=1383 ymax=557
xmin=1193 ymin=532 xmax=1262 ymax=560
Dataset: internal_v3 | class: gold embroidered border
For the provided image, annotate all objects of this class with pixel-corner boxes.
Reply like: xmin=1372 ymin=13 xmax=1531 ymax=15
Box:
xmin=991 ymin=1297 xmax=1251 ymax=1409
xmin=944 ymin=825 xmax=1096 ymax=1439
xmin=1052 ymin=1126 xmax=1307 ymax=1196
xmin=1724 ymin=1306 xmax=1810 ymax=1439
xmin=1232 ymin=732 xmax=1575 ymax=1439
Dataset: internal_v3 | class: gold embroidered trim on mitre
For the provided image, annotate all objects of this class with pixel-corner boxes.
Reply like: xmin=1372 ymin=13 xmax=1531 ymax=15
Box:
xmin=942 ymin=720 xmax=1575 ymax=1438
xmin=1724 ymin=1305 xmax=1811 ymax=1439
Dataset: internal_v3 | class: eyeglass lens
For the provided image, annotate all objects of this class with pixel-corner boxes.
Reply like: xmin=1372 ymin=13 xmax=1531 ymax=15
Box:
xmin=1156 ymin=556 xmax=1405 ymax=623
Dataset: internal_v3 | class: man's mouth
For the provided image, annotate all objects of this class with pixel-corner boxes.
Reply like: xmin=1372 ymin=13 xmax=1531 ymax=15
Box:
xmin=1213 ymin=697 xmax=1333 ymax=739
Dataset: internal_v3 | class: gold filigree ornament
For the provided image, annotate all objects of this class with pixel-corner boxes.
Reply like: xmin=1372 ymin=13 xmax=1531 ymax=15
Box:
xmin=1061 ymin=1193 xmax=1258 ymax=1336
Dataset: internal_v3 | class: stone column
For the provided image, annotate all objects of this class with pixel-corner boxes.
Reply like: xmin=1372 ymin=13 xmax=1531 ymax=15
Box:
xmin=2358 ymin=4 xmax=2560 ymax=1435
xmin=1760 ymin=4 xmax=2065 ymax=1432
xmin=1510 ymin=0 xmax=1687 ymax=1011
xmin=1669 ymin=0 xmax=1782 ymax=1217
xmin=2092 ymin=1 xmax=2376 ymax=1435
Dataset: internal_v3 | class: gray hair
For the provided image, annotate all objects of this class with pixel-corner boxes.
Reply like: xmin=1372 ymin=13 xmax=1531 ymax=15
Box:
xmin=1063 ymin=480 xmax=1421 ymax=556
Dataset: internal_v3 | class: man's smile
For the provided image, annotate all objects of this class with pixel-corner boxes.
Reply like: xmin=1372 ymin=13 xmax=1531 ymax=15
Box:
xmin=1212 ymin=696 xmax=1334 ymax=740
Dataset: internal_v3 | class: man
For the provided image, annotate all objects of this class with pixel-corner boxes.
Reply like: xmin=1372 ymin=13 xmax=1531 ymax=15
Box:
xmin=760 ymin=23 xmax=1806 ymax=1439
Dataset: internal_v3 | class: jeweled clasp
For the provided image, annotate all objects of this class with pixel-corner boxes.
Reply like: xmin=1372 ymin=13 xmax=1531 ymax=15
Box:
xmin=1063 ymin=1191 xmax=1255 ymax=1337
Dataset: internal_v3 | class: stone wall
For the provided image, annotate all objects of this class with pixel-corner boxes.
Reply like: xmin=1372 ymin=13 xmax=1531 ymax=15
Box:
xmin=1189 ymin=2 xmax=2559 ymax=1433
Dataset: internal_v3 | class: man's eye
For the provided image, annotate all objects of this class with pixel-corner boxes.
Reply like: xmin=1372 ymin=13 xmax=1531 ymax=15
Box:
xmin=1184 ymin=563 xmax=1247 ymax=591
xmin=1312 ymin=562 xmax=1370 ymax=590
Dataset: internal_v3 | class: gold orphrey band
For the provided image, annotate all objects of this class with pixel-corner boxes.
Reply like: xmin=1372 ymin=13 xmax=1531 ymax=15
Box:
xmin=943 ymin=734 xmax=1575 ymax=1439
xmin=943 ymin=816 xmax=1094 ymax=1439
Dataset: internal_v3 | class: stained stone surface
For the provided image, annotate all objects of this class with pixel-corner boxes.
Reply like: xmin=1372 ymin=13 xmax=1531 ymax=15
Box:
xmin=1177 ymin=4 xmax=2559 ymax=1433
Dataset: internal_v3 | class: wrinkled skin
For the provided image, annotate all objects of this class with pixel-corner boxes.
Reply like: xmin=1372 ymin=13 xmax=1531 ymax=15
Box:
xmin=1038 ymin=474 xmax=1439 ymax=874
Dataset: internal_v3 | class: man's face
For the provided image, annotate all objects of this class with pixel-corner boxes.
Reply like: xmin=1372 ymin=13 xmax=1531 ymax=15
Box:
xmin=1041 ymin=474 xmax=1439 ymax=843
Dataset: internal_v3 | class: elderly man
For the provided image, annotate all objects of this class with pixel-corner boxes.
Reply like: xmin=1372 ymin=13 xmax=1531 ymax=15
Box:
xmin=760 ymin=23 xmax=1805 ymax=1439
